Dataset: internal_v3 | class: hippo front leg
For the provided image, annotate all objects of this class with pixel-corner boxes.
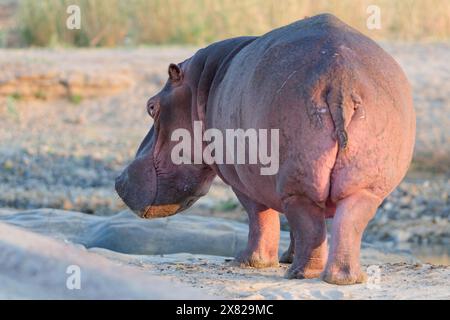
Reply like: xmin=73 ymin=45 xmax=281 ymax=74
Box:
xmin=283 ymin=196 xmax=328 ymax=279
xmin=233 ymin=189 xmax=280 ymax=268
xmin=323 ymin=190 xmax=381 ymax=285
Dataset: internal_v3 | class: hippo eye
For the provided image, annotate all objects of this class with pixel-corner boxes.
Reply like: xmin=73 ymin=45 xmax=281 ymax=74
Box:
xmin=147 ymin=102 xmax=156 ymax=118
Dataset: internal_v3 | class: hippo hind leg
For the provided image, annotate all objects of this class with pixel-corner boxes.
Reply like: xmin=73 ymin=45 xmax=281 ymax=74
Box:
xmin=323 ymin=190 xmax=381 ymax=285
xmin=233 ymin=188 xmax=280 ymax=268
xmin=283 ymin=196 xmax=328 ymax=279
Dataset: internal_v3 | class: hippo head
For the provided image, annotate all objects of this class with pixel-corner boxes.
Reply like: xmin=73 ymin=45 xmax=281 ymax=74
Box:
xmin=115 ymin=63 xmax=216 ymax=218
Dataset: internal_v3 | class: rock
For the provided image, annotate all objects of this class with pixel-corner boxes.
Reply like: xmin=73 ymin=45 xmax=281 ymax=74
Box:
xmin=0 ymin=222 xmax=210 ymax=299
xmin=0 ymin=208 xmax=417 ymax=264
xmin=0 ymin=208 xmax=290 ymax=257
xmin=383 ymin=201 xmax=394 ymax=211
xmin=390 ymin=228 xmax=412 ymax=244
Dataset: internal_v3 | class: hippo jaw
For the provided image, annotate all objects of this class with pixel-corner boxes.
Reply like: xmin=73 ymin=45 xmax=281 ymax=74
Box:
xmin=140 ymin=204 xmax=181 ymax=219
xmin=139 ymin=195 xmax=201 ymax=218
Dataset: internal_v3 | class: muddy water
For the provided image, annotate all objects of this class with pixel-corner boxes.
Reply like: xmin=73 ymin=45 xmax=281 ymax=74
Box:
xmin=411 ymin=245 xmax=450 ymax=265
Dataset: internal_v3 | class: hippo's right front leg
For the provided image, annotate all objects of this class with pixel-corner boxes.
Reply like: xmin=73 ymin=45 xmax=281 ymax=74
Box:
xmin=233 ymin=188 xmax=280 ymax=268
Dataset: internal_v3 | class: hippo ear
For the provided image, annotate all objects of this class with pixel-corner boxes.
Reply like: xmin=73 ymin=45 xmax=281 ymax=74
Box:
xmin=168 ymin=63 xmax=183 ymax=82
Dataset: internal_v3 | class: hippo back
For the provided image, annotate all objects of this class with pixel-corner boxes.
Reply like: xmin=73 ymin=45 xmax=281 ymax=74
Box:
xmin=207 ymin=13 xmax=415 ymax=209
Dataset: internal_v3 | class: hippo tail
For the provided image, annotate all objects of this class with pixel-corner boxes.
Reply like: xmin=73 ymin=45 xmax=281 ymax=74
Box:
xmin=325 ymin=71 xmax=361 ymax=150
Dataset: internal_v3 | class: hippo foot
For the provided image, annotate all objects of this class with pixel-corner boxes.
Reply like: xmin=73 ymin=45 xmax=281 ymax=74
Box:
xmin=234 ymin=251 xmax=279 ymax=268
xmin=322 ymin=265 xmax=367 ymax=285
xmin=285 ymin=264 xmax=324 ymax=279
xmin=279 ymin=249 xmax=294 ymax=264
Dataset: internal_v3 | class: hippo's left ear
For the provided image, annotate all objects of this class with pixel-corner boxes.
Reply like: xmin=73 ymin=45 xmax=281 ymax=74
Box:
xmin=168 ymin=63 xmax=183 ymax=82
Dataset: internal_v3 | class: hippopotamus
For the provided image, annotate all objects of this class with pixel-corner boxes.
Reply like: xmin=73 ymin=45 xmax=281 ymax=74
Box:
xmin=115 ymin=14 xmax=415 ymax=285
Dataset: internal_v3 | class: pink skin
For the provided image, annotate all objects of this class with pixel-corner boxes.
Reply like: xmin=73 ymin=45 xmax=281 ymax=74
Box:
xmin=323 ymin=190 xmax=381 ymax=284
xmin=233 ymin=188 xmax=280 ymax=268
xmin=207 ymin=16 xmax=415 ymax=284
xmin=283 ymin=196 xmax=328 ymax=279
xmin=116 ymin=14 xmax=416 ymax=285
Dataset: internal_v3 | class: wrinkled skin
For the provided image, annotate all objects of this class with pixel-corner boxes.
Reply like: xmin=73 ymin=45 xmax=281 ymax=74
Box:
xmin=114 ymin=66 xmax=217 ymax=217
xmin=116 ymin=14 xmax=415 ymax=285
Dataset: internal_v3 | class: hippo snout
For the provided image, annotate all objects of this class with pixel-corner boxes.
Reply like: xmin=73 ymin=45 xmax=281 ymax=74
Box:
xmin=115 ymin=160 xmax=195 ymax=219
xmin=114 ymin=171 xmax=129 ymax=204
xmin=114 ymin=159 xmax=158 ymax=217
xmin=115 ymin=172 xmax=151 ymax=218
xmin=115 ymin=170 xmax=140 ymax=214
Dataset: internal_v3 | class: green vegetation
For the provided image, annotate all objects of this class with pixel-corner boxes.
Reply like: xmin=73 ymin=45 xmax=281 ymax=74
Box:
xmin=214 ymin=199 xmax=239 ymax=212
xmin=10 ymin=92 xmax=22 ymax=100
xmin=34 ymin=90 xmax=47 ymax=100
xmin=5 ymin=95 xmax=20 ymax=121
xmin=13 ymin=0 xmax=450 ymax=46
xmin=68 ymin=94 xmax=83 ymax=104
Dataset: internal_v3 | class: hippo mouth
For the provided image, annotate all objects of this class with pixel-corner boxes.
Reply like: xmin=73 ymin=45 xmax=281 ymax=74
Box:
xmin=139 ymin=196 xmax=200 ymax=219
xmin=140 ymin=204 xmax=181 ymax=218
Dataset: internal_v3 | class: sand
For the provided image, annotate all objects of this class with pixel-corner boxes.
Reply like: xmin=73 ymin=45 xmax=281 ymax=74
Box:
xmin=1 ymin=209 xmax=448 ymax=300
xmin=96 ymin=251 xmax=449 ymax=300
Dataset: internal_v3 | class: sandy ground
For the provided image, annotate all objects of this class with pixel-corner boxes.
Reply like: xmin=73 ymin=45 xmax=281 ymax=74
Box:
xmin=1 ymin=209 xmax=448 ymax=300
xmin=97 ymin=252 xmax=449 ymax=300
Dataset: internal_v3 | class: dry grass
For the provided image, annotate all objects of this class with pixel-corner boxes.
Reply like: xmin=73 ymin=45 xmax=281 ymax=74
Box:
xmin=13 ymin=0 xmax=450 ymax=47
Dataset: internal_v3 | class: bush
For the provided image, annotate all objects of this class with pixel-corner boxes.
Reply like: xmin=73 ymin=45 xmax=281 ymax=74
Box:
xmin=15 ymin=0 xmax=450 ymax=47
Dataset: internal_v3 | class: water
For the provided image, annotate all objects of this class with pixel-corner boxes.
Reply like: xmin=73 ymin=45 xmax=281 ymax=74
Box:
xmin=411 ymin=244 xmax=450 ymax=265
